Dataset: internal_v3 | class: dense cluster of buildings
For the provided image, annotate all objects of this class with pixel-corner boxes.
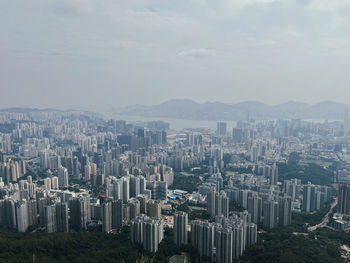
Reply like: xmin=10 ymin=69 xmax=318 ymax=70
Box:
xmin=0 ymin=109 xmax=347 ymax=262
xmin=191 ymin=213 xmax=257 ymax=263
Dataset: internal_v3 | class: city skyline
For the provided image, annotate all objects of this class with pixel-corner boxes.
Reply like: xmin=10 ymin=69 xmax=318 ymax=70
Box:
xmin=0 ymin=106 xmax=347 ymax=262
xmin=2 ymin=0 xmax=350 ymax=262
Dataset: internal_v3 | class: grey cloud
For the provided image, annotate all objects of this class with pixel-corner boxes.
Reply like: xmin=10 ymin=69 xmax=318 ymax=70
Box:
xmin=1 ymin=0 xmax=350 ymax=110
xmin=177 ymin=49 xmax=216 ymax=59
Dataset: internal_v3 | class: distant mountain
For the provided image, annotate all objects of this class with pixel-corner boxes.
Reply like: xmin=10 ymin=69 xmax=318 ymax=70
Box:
xmin=114 ymin=99 xmax=350 ymax=121
xmin=0 ymin=107 xmax=103 ymax=119
xmin=0 ymin=107 xmax=62 ymax=113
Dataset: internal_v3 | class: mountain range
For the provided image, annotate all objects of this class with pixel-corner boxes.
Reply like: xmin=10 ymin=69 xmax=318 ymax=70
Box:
xmin=113 ymin=99 xmax=350 ymax=121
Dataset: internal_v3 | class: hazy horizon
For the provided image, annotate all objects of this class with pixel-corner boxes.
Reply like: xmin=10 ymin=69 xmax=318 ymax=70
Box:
xmin=2 ymin=98 xmax=350 ymax=112
xmin=1 ymin=0 xmax=350 ymax=111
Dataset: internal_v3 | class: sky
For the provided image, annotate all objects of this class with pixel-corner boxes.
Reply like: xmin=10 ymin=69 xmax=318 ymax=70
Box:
xmin=1 ymin=0 xmax=350 ymax=111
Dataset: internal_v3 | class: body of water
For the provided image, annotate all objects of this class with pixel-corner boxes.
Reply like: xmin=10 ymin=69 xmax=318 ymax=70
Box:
xmin=104 ymin=113 xmax=236 ymax=131
xmin=104 ymin=113 xmax=337 ymax=131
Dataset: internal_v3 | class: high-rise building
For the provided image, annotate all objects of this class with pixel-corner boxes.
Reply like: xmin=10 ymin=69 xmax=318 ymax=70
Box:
xmin=45 ymin=202 xmax=69 ymax=233
xmin=106 ymin=176 xmax=123 ymax=201
xmin=112 ymin=199 xmax=123 ymax=230
xmin=207 ymin=189 xmax=216 ymax=218
xmin=69 ymin=196 xmax=91 ymax=230
xmin=43 ymin=178 xmax=51 ymax=191
xmin=56 ymin=202 xmax=69 ymax=232
xmin=45 ymin=204 xmax=56 ymax=233
xmin=130 ymin=214 xmax=164 ymax=253
xmin=161 ymin=166 xmax=174 ymax=187
xmin=278 ymin=196 xmax=292 ymax=227
xmin=130 ymin=175 xmax=141 ymax=198
xmin=216 ymin=226 xmax=233 ymax=263
xmin=250 ymin=146 xmax=259 ymax=164
xmin=191 ymin=220 xmax=214 ymax=259
xmin=102 ymin=201 xmax=112 ymax=233
xmin=28 ymin=183 xmax=36 ymax=199
xmin=58 ymin=166 xmax=69 ymax=188
xmin=338 ymin=184 xmax=350 ymax=215
xmin=27 ymin=199 xmax=37 ymax=227
xmin=16 ymin=200 xmax=29 ymax=232
xmin=51 ymin=176 xmax=59 ymax=190
xmin=128 ymin=198 xmax=141 ymax=220
xmin=263 ymin=200 xmax=279 ymax=229
xmin=147 ymin=200 xmax=161 ymax=218
xmin=37 ymin=197 xmax=49 ymax=226
xmin=137 ymin=194 xmax=149 ymax=214
xmin=232 ymin=224 xmax=245 ymax=260
xmin=0 ymin=199 xmax=16 ymax=229
xmin=302 ymin=183 xmax=316 ymax=213
xmin=207 ymin=190 xmax=229 ymax=218
xmin=174 ymin=211 xmax=188 ymax=246
xmin=123 ymin=177 xmax=130 ymax=203
xmin=217 ymin=122 xmax=227 ymax=136
xmin=123 ymin=204 xmax=130 ymax=225
xmin=146 ymin=181 xmax=167 ymax=201
xmin=270 ymin=163 xmax=278 ymax=185
xmin=232 ymin=128 xmax=244 ymax=143
xmin=247 ymin=195 xmax=262 ymax=224
xmin=40 ymin=151 xmax=50 ymax=170
xmin=246 ymin=223 xmax=258 ymax=247
xmin=283 ymin=179 xmax=301 ymax=202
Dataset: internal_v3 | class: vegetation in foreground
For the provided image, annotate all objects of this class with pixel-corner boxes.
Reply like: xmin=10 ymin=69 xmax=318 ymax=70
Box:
xmin=278 ymin=152 xmax=334 ymax=186
xmin=0 ymin=204 xmax=346 ymax=263
xmin=169 ymin=173 xmax=202 ymax=193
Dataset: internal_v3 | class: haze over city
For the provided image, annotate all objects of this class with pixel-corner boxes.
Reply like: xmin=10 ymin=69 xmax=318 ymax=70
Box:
xmin=2 ymin=1 xmax=350 ymax=263
xmin=1 ymin=0 xmax=350 ymax=110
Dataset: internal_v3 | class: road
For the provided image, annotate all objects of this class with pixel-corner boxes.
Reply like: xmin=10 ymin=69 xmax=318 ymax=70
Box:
xmin=308 ymin=197 xmax=338 ymax=232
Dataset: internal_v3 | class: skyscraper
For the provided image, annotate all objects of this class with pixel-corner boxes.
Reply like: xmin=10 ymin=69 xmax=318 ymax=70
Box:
xmin=0 ymin=199 xmax=16 ymax=229
xmin=232 ymin=128 xmax=244 ymax=143
xmin=51 ymin=176 xmax=59 ymax=190
xmin=146 ymin=181 xmax=167 ymax=201
xmin=147 ymin=200 xmax=161 ymax=218
xmin=250 ymin=146 xmax=259 ymax=164
xmin=246 ymin=223 xmax=258 ymax=246
xmin=69 ymin=196 xmax=91 ymax=230
xmin=128 ymin=198 xmax=141 ymax=220
xmin=123 ymin=177 xmax=130 ymax=203
xmin=130 ymin=214 xmax=164 ymax=253
xmin=338 ymin=184 xmax=350 ymax=215
xmin=45 ymin=202 xmax=69 ymax=233
xmin=270 ymin=163 xmax=278 ymax=185
xmin=207 ymin=189 xmax=216 ymax=218
xmin=174 ymin=211 xmax=188 ymax=246
xmin=130 ymin=175 xmax=141 ymax=198
xmin=137 ymin=194 xmax=149 ymax=214
xmin=217 ymin=122 xmax=227 ymax=136
xmin=247 ymin=195 xmax=262 ymax=224
xmin=263 ymin=200 xmax=279 ymax=229
xmin=58 ymin=166 xmax=69 ymax=188
xmin=207 ymin=190 xmax=229 ymax=218
xmin=278 ymin=196 xmax=292 ymax=227
xmin=45 ymin=204 xmax=56 ymax=233
xmin=112 ymin=199 xmax=123 ymax=230
xmin=43 ymin=178 xmax=51 ymax=191
xmin=56 ymin=202 xmax=69 ymax=232
xmin=16 ymin=200 xmax=29 ymax=232
xmin=215 ymin=226 xmax=233 ymax=263
xmin=283 ymin=179 xmax=301 ymax=202
xmin=102 ymin=201 xmax=112 ymax=233
xmin=27 ymin=199 xmax=37 ymax=227
xmin=191 ymin=220 xmax=214 ymax=259
xmin=302 ymin=183 xmax=316 ymax=213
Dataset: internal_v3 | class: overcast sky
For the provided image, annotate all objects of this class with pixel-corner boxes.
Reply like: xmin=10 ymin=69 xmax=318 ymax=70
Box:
xmin=1 ymin=0 xmax=350 ymax=111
